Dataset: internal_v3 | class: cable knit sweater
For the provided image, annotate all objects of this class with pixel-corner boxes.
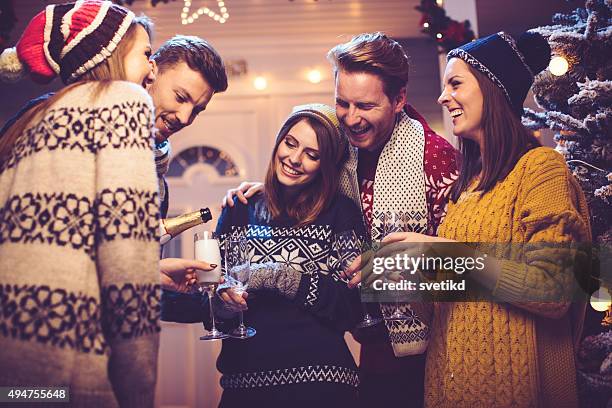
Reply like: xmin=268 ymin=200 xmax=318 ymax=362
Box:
xmin=419 ymin=147 xmax=591 ymax=408
xmin=0 ymin=81 xmax=161 ymax=407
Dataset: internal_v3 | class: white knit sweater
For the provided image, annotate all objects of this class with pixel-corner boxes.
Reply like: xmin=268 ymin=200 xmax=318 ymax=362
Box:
xmin=0 ymin=81 xmax=160 ymax=407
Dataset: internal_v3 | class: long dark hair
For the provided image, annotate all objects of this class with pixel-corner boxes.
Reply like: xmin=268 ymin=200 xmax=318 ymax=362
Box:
xmin=264 ymin=116 xmax=347 ymax=227
xmin=450 ymin=63 xmax=541 ymax=202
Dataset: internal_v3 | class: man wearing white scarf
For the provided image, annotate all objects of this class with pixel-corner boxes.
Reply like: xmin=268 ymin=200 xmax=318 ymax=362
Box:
xmin=224 ymin=33 xmax=460 ymax=407
xmin=328 ymin=32 xmax=459 ymax=408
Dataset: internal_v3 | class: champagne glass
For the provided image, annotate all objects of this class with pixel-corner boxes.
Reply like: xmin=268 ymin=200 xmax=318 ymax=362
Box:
xmin=381 ymin=212 xmax=411 ymax=321
xmin=194 ymin=231 xmax=229 ymax=340
xmin=332 ymin=231 xmax=383 ymax=329
xmin=225 ymin=237 xmax=256 ymax=339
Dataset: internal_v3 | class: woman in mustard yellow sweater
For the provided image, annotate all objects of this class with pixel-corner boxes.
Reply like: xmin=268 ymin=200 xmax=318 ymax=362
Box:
xmin=348 ymin=31 xmax=592 ymax=407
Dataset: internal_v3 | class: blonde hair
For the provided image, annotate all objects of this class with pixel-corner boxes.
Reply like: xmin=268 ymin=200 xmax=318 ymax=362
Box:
xmin=0 ymin=17 xmax=153 ymax=160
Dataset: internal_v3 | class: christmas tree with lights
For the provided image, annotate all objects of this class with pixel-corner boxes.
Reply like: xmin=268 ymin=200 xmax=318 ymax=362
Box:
xmin=524 ymin=3 xmax=611 ymax=405
xmin=523 ymin=0 xmax=611 ymax=246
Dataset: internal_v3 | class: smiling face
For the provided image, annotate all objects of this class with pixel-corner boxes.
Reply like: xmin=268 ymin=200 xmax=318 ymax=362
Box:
xmin=438 ymin=58 xmax=485 ymax=145
xmin=122 ymin=24 xmax=154 ymax=87
xmin=334 ymin=70 xmax=405 ymax=152
xmin=147 ymin=61 xmax=215 ymax=143
xmin=274 ymin=119 xmax=321 ymax=189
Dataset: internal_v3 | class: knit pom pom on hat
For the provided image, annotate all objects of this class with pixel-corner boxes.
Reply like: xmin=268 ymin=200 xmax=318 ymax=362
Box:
xmin=0 ymin=48 xmax=26 ymax=83
xmin=0 ymin=0 xmax=135 ymax=85
xmin=517 ymin=31 xmax=551 ymax=75
xmin=447 ymin=31 xmax=551 ymax=116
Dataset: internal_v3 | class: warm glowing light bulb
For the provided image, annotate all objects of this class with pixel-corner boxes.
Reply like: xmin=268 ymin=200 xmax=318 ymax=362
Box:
xmin=590 ymin=288 xmax=612 ymax=312
xmin=436 ymin=33 xmax=443 ymax=39
xmin=436 ymin=0 xmax=443 ymax=5
xmin=423 ymin=22 xmax=430 ymax=28
xmin=549 ymin=56 xmax=569 ymax=76
xmin=307 ymin=69 xmax=322 ymax=84
xmin=254 ymin=76 xmax=268 ymax=90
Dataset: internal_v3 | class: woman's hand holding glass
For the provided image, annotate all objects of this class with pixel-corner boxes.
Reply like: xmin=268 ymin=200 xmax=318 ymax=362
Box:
xmin=219 ymin=285 xmax=249 ymax=312
xmin=332 ymin=231 xmax=383 ymax=328
xmin=218 ymin=241 xmax=250 ymax=312
xmin=222 ymin=237 xmax=256 ymax=339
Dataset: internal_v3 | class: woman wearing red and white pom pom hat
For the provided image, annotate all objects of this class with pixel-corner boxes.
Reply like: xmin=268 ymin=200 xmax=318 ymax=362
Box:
xmin=0 ymin=2 xmax=163 ymax=407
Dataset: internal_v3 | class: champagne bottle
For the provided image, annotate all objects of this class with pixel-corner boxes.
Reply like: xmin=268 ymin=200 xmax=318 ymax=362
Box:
xmin=160 ymin=208 xmax=212 ymax=245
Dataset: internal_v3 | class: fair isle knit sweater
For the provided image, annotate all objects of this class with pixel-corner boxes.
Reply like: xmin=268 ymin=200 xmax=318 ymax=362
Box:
xmin=163 ymin=193 xmax=366 ymax=394
xmin=0 ymin=81 xmax=161 ymax=407
xmin=417 ymin=147 xmax=591 ymax=408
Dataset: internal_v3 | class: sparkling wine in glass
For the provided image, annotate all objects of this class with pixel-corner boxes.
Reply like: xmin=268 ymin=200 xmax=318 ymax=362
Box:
xmin=225 ymin=237 xmax=256 ymax=339
xmin=194 ymin=231 xmax=228 ymax=340
xmin=381 ymin=212 xmax=411 ymax=322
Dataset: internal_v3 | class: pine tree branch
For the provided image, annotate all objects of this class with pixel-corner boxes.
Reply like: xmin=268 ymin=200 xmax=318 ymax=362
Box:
xmin=550 ymin=31 xmax=587 ymax=43
xmin=585 ymin=10 xmax=600 ymax=39
xmin=569 ymin=79 xmax=612 ymax=106
xmin=522 ymin=108 xmax=548 ymax=130
xmin=548 ymin=111 xmax=589 ymax=132
xmin=583 ymin=110 xmax=612 ymax=134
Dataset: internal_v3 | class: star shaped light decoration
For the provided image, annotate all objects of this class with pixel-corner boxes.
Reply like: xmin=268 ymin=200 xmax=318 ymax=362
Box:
xmin=181 ymin=0 xmax=229 ymax=25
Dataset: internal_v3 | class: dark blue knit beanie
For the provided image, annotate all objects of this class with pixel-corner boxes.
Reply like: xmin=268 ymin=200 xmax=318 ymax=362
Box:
xmin=447 ymin=31 xmax=551 ymax=116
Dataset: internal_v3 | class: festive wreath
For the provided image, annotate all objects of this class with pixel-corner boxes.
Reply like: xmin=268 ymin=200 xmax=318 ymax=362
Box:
xmin=416 ymin=0 xmax=476 ymax=52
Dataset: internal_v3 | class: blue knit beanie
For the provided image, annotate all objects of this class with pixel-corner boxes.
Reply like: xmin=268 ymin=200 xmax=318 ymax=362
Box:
xmin=447 ymin=31 xmax=551 ymax=116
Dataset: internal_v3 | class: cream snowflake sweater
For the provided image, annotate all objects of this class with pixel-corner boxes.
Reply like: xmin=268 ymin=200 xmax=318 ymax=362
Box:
xmin=0 ymin=81 xmax=160 ymax=407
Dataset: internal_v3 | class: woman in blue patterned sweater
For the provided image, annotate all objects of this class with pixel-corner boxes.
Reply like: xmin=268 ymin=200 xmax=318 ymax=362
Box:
xmin=162 ymin=104 xmax=366 ymax=406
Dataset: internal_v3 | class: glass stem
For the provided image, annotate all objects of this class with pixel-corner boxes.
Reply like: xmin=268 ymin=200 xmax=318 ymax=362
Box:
xmin=361 ymin=302 xmax=371 ymax=319
xmin=208 ymin=290 xmax=218 ymax=332
xmin=238 ymin=311 xmax=245 ymax=329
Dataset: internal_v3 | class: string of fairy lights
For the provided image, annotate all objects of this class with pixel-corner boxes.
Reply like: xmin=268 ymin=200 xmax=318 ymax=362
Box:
xmin=181 ymin=0 xmax=229 ymax=25
xmin=174 ymin=1 xmax=573 ymax=104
